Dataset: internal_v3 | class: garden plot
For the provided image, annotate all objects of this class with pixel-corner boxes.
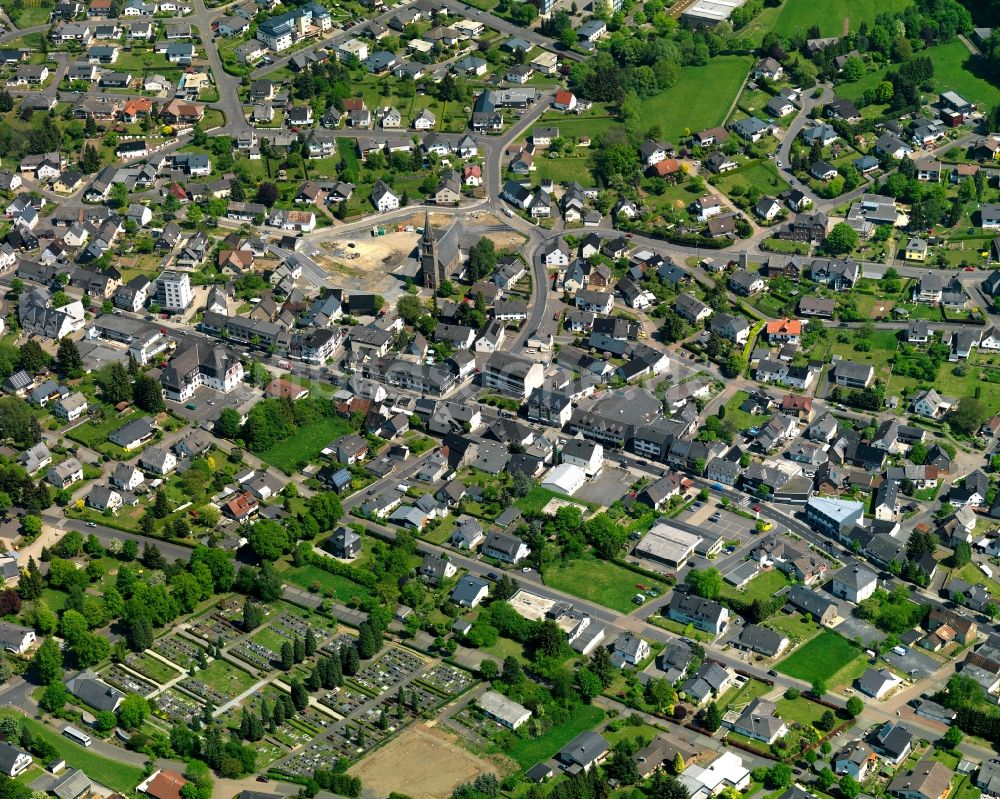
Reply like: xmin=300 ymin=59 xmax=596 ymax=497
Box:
xmin=153 ymin=635 xmax=205 ymax=669
xmin=417 ymin=664 xmax=474 ymax=697
xmin=103 ymin=665 xmax=157 ymax=696
xmin=353 ymin=648 xmax=427 ymax=695
xmin=152 ymin=688 xmax=204 ymax=723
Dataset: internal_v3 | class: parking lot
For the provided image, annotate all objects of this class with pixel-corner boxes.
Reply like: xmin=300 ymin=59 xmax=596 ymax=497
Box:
xmin=683 ymin=502 xmax=758 ymax=541
xmin=883 ymin=646 xmax=940 ymax=680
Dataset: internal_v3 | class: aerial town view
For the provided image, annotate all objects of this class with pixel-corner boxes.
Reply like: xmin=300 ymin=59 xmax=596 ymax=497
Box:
xmin=5 ymin=0 xmax=1000 ymax=799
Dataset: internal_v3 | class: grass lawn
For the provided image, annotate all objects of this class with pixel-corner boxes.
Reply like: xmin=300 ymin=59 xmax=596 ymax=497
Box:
xmin=720 ymin=570 xmax=792 ymax=603
xmin=766 ymin=612 xmax=823 ymax=644
xmin=67 ymin=409 xmax=145 ymax=450
xmin=776 ymin=629 xmax=864 ymax=685
xmin=13 ymin=6 xmax=54 ymax=26
xmin=544 ymin=557 xmax=667 ymax=613
xmin=1 ymin=712 xmax=145 ymax=794
xmin=516 ymin=486 xmax=595 ymax=515
xmin=949 ymin=775 xmax=982 ymax=799
xmin=40 ymin=588 xmax=69 ymax=613
xmin=715 ymin=161 xmax=790 ymax=199
xmin=503 ymin=704 xmax=605 ymax=769
xmin=926 ymin=40 xmax=1000 ymax=109
xmin=126 ymin=652 xmax=181 ymax=685
xmin=533 ymin=156 xmax=594 ymax=185
xmin=775 ymin=695 xmax=827 ymax=726
xmin=257 ymin=415 xmax=356 ymax=473
xmin=480 ymin=636 xmax=529 ymax=664
xmin=195 ymin=659 xmax=257 ymax=697
xmin=282 ymin=564 xmax=375 ymax=604
xmin=537 ymin=114 xmax=620 ymax=142
xmin=718 ymin=678 xmax=772 ymax=712
xmin=767 ymin=0 xmax=913 ymax=39
xmin=643 ymin=56 xmax=753 ymax=143
xmin=722 ymin=390 xmax=772 ymax=432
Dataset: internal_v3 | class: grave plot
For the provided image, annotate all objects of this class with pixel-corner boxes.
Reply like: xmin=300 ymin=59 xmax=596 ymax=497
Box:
xmin=319 ymin=683 xmax=371 ymax=716
xmin=230 ymin=639 xmax=278 ymax=672
xmin=153 ymin=635 xmax=206 ymax=670
xmin=417 ymin=664 xmax=474 ymax=697
xmin=152 ymin=688 xmax=204 ymax=723
xmin=353 ymin=648 xmax=426 ymax=695
xmin=103 ymin=665 xmax=157 ymax=696
xmin=125 ymin=652 xmax=182 ymax=685
xmin=278 ymin=736 xmax=355 ymax=778
xmin=188 ymin=615 xmax=243 ymax=645
xmin=180 ymin=659 xmax=257 ymax=704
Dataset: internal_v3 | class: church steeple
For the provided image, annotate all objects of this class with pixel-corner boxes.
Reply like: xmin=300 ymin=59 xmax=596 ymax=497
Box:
xmin=420 ymin=211 xmax=439 ymax=290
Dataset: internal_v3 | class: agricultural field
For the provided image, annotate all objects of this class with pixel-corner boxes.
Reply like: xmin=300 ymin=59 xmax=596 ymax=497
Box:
xmin=776 ymin=630 xmax=865 ymax=687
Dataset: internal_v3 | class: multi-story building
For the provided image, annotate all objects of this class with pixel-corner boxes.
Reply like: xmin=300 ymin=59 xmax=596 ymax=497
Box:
xmin=154 ymin=270 xmax=193 ymax=312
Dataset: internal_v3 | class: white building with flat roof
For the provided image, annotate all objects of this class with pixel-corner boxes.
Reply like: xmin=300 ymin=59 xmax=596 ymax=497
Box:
xmin=681 ymin=0 xmax=749 ymax=25
xmin=635 ymin=522 xmax=702 ymax=568
xmin=478 ymin=690 xmax=531 ymax=729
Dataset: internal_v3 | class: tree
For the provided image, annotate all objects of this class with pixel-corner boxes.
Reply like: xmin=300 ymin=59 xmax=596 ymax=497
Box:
xmin=685 ymin=568 xmax=722 ymax=599
xmin=811 ymin=678 xmax=827 ymax=697
xmin=845 ymin=696 xmax=863 ymax=718
xmin=839 ymin=776 xmax=860 ymax=799
xmin=32 ymin=638 xmax=63 ymax=684
xmin=217 ymin=408 xmax=242 ymax=439
xmin=826 ymin=222 xmax=859 ymax=255
xmin=953 ymin=541 xmax=972 ymax=568
xmin=133 ymin=374 xmax=165 ymax=412
xmin=703 ymin=701 xmax=722 ymax=732
xmin=767 ymin=765 xmax=792 ymax=789
xmin=243 ymin=601 xmax=264 ymax=631
xmin=118 ymin=694 xmax=149 ymax=730
xmin=950 ymin=397 xmax=988 ymax=436
xmin=467 ymin=238 xmax=498 ymax=281
xmin=97 ymin=362 xmax=132 ymax=404
xmin=280 ymin=641 xmax=294 ymax=670
xmin=256 ymin=182 xmax=279 ymax=207
xmin=39 ymin=680 xmax=69 ymax=712
xmin=943 ymin=726 xmax=963 ymax=749
xmin=589 ymin=645 xmax=616 ymax=687
xmin=56 ymin=338 xmax=83 ymax=377
xmin=0 ymin=398 xmax=38 ymax=447
xmin=19 ymin=341 xmax=50 ymax=373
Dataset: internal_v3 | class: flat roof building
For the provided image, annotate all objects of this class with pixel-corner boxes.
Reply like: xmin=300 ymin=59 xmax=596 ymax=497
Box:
xmin=635 ymin=522 xmax=702 ymax=568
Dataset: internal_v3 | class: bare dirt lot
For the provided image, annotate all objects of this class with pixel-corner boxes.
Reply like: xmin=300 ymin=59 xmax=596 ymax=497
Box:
xmin=313 ymin=211 xmax=528 ymax=294
xmin=350 ymin=724 xmax=500 ymax=799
